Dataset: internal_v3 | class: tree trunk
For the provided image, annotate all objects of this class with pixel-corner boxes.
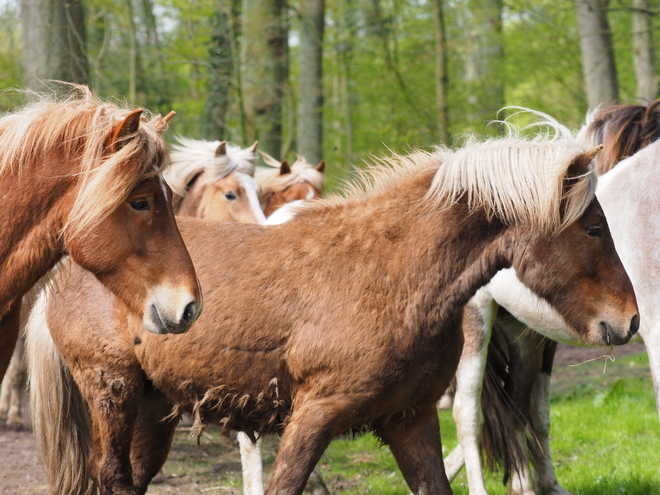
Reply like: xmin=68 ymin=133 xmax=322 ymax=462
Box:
xmin=631 ymin=0 xmax=656 ymax=100
xmin=297 ymin=0 xmax=324 ymax=164
xmin=205 ymin=0 xmax=233 ymax=140
xmin=575 ymin=0 xmax=618 ymax=109
xmin=241 ymin=0 xmax=288 ymax=159
xmin=21 ymin=0 xmax=90 ymax=91
xmin=432 ymin=0 xmax=449 ymax=143
xmin=125 ymin=0 xmax=137 ymax=103
xmin=463 ymin=0 xmax=504 ymax=129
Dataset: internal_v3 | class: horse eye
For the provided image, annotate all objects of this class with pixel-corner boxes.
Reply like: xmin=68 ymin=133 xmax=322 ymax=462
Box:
xmin=225 ymin=191 xmax=237 ymax=201
xmin=585 ymin=225 xmax=601 ymax=237
xmin=129 ymin=198 xmax=150 ymax=211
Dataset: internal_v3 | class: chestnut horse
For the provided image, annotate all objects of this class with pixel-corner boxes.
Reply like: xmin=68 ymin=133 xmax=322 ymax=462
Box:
xmin=28 ymin=118 xmax=638 ymax=495
xmin=444 ymin=101 xmax=660 ymax=495
xmin=255 ymin=151 xmax=325 ymax=217
xmin=0 ymin=84 xmax=201 ymax=383
xmin=166 ymin=138 xmax=266 ymax=224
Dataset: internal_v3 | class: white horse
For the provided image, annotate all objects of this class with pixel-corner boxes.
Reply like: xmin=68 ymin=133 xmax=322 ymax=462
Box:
xmin=445 ymin=103 xmax=660 ymax=494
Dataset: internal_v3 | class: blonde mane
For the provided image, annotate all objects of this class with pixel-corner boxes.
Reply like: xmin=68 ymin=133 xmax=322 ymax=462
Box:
xmin=165 ymin=138 xmax=257 ymax=199
xmin=308 ymin=111 xmax=596 ymax=234
xmin=0 ymin=84 xmax=170 ymax=240
xmin=255 ymin=153 xmax=326 ymax=195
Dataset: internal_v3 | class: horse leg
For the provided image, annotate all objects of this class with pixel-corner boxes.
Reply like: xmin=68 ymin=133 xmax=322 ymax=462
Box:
xmin=238 ymin=432 xmax=265 ymax=495
xmin=129 ymin=384 xmax=178 ymax=492
xmin=72 ymin=360 xmax=144 ymax=495
xmin=528 ymin=341 xmax=571 ymax=495
xmin=0 ymin=298 xmax=21 ymax=382
xmin=0 ymin=336 xmax=26 ymax=427
xmin=380 ymin=406 xmax=453 ymax=495
xmin=450 ymin=292 xmax=497 ymax=494
xmin=266 ymin=399 xmax=341 ymax=495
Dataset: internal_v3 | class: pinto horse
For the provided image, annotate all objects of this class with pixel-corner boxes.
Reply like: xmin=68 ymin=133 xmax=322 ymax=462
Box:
xmin=166 ymin=138 xmax=265 ymax=224
xmin=444 ymin=101 xmax=660 ymax=495
xmin=255 ymin=151 xmax=325 ymax=216
xmin=0 ymin=85 xmax=201 ymax=383
xmin=28 ymin=118 xmax=638 ymax=495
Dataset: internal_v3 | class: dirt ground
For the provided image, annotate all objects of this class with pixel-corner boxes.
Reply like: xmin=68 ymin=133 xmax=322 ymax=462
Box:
xmin=0 ymin=341 xmax=648 ymax=494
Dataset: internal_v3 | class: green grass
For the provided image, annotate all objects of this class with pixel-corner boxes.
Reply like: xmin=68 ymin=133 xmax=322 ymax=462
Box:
xmin=318 ymin=352 xmax=660 ymax=494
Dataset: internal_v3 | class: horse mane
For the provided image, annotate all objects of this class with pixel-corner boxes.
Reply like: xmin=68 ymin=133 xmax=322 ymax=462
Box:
xmin=255 ymin=153 xmax=326 ymax=195
xmin=165 ymin=137 xmax=257 ymax=199
xmin=306 ymin=110 xmax=594 ymax=235
xmin=0 ymin=83 xmax=170 ymax=240
xmin=578 ymin=99 xmax=660 ymax=174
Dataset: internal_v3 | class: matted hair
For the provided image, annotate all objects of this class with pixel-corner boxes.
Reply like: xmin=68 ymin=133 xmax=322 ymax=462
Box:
xmin=0 ymin=83 xmax=170 ymax=240
xmin=315 ymin=110 xmax=596 ymax=235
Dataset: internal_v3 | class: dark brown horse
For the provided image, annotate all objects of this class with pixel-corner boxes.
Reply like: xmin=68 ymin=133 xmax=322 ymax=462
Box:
xmin=0 ymin=85 xmax=202 ymax=382
xmin=29 ymin=120 xmax=637 ymax=495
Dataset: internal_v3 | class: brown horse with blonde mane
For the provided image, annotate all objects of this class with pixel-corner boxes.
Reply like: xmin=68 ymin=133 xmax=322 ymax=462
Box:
xmin=28 ymin=116 xmax=638 ymax=495
xmin=0 ymin=84 xmax=202 ymax=381
xmin=256 ymin=151 xmax=325 ymax=216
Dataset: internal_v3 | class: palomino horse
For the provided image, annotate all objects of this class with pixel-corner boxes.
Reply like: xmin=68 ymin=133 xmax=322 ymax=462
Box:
xmin=166 ymin=138 xmax=266 ymax=224
xmin=444 ymin=101 xmax=659 ymax=495
xmin=0 ymin=84 xmax=201 ymax=383
xmin=0 ymin=138 xmax=265 ymax=429
xmin=255 ymin=151 xmax=325 ymax=216
xmin=28 ymin=118 xmax=638 ymax=495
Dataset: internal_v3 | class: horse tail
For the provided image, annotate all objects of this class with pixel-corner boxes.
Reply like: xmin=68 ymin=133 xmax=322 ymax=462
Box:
xmin=479 ymin=322 xmax=542 ymax=484
xmin=26 ymin=288 xmax=95 ymax=495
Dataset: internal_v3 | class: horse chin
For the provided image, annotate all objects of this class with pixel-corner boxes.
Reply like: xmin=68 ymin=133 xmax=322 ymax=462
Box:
xmin=142 ymin=283 xmax=203 ymax=335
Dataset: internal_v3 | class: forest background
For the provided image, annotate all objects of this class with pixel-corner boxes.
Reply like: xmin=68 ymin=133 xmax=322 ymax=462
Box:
xmin=0 ymin=0 xmax=656 ymax=189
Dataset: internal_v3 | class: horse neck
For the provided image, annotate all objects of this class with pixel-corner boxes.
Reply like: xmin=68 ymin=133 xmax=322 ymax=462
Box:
xmin=0 ymin=160 xmax=76 ymax=317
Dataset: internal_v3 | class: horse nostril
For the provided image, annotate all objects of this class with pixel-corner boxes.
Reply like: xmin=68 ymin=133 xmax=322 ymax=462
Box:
xmin=182 ymin=302 xmax=197 ymax=326
xmin=630 ymin=314 xmax=640 ymax=336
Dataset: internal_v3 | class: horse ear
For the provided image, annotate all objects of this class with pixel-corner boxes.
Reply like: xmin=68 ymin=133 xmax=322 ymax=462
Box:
xmin=280 ymin=161 xmax=291 ymax=175
xmin=215 ymin=141 xmax=227 ymax=157
xmin=315 ymin=160 xmax=325 ymax=173
xmin=107 ymin=109 xmax=143 ymax=153
xmin=249 ymin=141 xmax=259 ymax=153
xmin=155 ymin=111 xmax=175 ymax=134
xmin=566 ymin=144 xmax=602 ymax=179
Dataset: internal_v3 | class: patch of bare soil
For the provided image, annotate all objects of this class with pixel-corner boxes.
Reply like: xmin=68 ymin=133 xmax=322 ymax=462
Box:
xmin=0 ymin=341 xmax=650 ymax=494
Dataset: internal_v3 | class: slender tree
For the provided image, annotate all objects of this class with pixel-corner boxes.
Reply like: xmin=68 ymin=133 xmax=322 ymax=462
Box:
xmin=205 ymin=0 xmax=233 ymax=140
xmin=297 ymin=0 xmax=325 ymax=164
xmin=21 ymin=0 xmax=90 ymax=91
xmin=631 ymin=0 xmax=656 ymax=100
xmin=241 ymin=0 xmax=288 ymax=158
xmin=575 ymin=0 xmax=618 ymax=108
xmin=432 ymin=0 xmax=449 ymax=143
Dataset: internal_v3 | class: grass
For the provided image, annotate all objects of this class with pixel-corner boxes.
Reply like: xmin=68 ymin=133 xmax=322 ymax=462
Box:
xmin=153 ymin=350 xmax=659 ymax=494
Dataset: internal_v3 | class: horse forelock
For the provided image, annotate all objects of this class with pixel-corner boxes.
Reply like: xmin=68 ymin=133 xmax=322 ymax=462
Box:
xmin=255 ymin=156 xmax=326 ymax=196
xmin=424 ymin=116 xmax=596 ymax=234
xmin=0 ymin=85 xmax=169 ymax=241
xmin=166 ymin=138 xmax=256 ymax=200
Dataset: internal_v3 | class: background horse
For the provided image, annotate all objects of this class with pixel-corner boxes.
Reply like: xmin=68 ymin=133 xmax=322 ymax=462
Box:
xmin=444 ymin=100 xmax=660 ymax=495
xmin=0 ymin=84 xmax=201 ymax=384
xmin=28 ymin=117 xmax=637 ymax=495
xmin=166 ymin=138 xmax=265 ymax=224
xmin=256 ymin=151 xmax=325 ymax=217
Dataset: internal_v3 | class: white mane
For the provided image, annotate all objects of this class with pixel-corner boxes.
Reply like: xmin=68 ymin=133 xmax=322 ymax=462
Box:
xmin=164 ymin=137 xmax=258 ymax=198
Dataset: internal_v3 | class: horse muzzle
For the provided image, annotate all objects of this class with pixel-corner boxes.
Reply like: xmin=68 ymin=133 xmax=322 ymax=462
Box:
xmin=143 ymin=283 xmax=203 ymax=334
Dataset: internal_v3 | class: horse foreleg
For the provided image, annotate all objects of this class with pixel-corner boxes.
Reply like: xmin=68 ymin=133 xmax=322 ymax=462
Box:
xmin=266 ymin=399 xmax=339 ymax=495
xmin=528 ymin=341 xmax=572 ymax=495
xmin=380 ymin=406 xmax=452 ymax=495
xmin=130 ymin=385 xmax=178 ymax=492
xmin=0 ymin=298 xmax=21 ymax=382
xmin=238 ymin=432 xmax=265 ymax=495
xmin=450 ymin=292 xmax=497 ymax=495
